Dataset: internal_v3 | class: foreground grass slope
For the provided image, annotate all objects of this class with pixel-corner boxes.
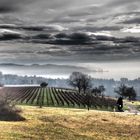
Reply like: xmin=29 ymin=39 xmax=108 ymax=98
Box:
xmin=0 ymin=106 xmax=140 ymax=140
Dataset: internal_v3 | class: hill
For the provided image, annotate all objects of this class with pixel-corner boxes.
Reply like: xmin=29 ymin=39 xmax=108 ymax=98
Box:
xmin=0 ymin=105 xmax=139 ymax=140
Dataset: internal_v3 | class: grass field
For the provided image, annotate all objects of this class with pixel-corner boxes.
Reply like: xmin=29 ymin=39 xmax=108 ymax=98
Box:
xmin=0 ymin=105 xmax=140 ymax=140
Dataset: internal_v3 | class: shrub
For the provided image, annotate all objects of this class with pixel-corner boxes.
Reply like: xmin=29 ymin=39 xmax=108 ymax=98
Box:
xmin=0 ymin=95 xmax=25 ymax=121
xmin=40 ymin=82 xmax=48 ymax=88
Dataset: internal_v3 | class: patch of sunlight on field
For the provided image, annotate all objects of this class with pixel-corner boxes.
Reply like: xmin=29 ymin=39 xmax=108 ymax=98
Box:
xmin=129 ymin=101 xmax=140 ymax=106
xmin=0 ymin=105 xmax=140 ymax=140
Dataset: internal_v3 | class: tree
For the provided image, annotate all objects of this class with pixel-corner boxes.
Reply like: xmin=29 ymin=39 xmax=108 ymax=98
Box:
xmin=69 ymin=72 xmax=92 ymax=94
xmin=40 ymin=82 xmax=48 ymax=107
xmin=114 ymin=84 xmax=137 ymax=100
xmin=40 ymin=82 xmax=48 ymax=88
xmin=69 ymin=72 xmax=92 ymax=110
xmin=81 ymin=74 xmax=92 ymax=94
xmin=85 ymin=92 xmax=92 ymax=111
xmin=92 ymin=87 xmax=101 ymax=96
xmin=125 ymin=87 xmax=136 ymax=100
xmin=69 ymin=72 xmax=82 ymax=93
xmin=98 ymin=85 xmax=105 ymax=94
xmin=92 ymin=85 xmax=105 ymax=96
xmin=114 ymin=84 xmax=126 ymax=97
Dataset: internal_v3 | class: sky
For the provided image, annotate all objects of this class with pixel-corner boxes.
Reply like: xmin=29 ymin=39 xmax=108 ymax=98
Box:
xmin=0 ymin=0 xmax=140 ymax=79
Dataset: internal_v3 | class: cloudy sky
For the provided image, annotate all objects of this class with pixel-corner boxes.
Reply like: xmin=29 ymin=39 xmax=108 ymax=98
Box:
xmin=0 ymin=0 xmax=140 ymax=79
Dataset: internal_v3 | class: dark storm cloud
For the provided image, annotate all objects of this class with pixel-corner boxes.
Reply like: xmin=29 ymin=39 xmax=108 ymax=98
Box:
xmin=32 ymin=32 xmax=115 ymax=45
xmin=72 ymin=26 xmax=122 ymax=32
xmin=0 ymin=33 xmax=140 ymax=62
xmin=94 ymin=26 xmax=122 ymax=31
xmin=120 ymin=18 xmax=140 ymax=24
xmin=95 ymin=36 xmax=115 ymax=41
xmin=49 ymin=32 xmax=93 ymax=45
xmin=114 ymin=37 xmax=140 ymax=43
xmin=0 ymin=30 xmax=24 ymax=40
xmin=0 ymin=28 xmax=140 ymax=49
xmin=26 ymin=32 xmax=140 ymax=61
xmin=32 ymin=34 xmax=52 ymax=39
xmin=21 ymin=25 xmax=66 ymax=32
xmin=66 ymin=41 xmax=140 ymax=60
xmin=26 ymin=32 xmax=93 ymax=45
xmin=0 ymin=0 xmax=34 ymax=13
xmin=0 ymin=24 xmax=66 ymax=32
xmin=0 ymin=0 xmax=140 ymax=63
xmin=0 ymin=24 xmax=18 ymax=29
xmin=30 ymin=32 xmax=94 ymax=45
xmin=0 ymin=33 xmax=22 ymax=40
xmin=0 ymin=6 xmax=17 ymax=13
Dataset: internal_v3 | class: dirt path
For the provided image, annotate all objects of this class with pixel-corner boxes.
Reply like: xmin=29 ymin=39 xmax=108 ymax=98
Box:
xmin=124 ymin=101 xmax=140 ymax=115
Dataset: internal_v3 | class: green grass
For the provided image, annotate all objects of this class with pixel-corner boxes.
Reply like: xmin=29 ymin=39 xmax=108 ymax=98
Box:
xmin=0 ymin=105 xmax=140 ymax=140
xmin=124 ymin=100 xmax=140 ymax=111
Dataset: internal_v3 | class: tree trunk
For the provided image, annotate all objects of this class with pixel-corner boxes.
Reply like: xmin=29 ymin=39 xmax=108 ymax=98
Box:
xmin=78 ymin=88 xmax=81 ymax=94
xmin=84 ymin=88 xmax=86 ymax=94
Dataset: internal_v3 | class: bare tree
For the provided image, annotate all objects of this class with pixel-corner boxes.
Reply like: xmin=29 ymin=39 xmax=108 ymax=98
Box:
xmin=81 ymin=74 xmax=92 ymax=94
xmin=69 ymin=72 xmax=92 ymax=94
xmin=92 ymin=85 xmax=105 ymax=97
xmin=114 ymin=84 xmax=126 ymax=97
xmin=69 ymin=72 xmax=83 ymax=93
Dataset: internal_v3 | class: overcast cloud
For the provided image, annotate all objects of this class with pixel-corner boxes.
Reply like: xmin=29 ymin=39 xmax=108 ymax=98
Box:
xmin=0 ymin=0 xmax=140 ymax=79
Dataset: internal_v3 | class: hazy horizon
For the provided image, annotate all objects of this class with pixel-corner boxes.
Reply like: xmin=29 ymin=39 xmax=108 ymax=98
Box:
xmin=0 ymin=61 xmax=140 ymax=80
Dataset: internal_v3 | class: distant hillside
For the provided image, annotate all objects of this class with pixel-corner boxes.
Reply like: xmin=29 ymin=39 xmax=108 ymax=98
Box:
xmin=0 ymin=63 xmax=103 ymax=72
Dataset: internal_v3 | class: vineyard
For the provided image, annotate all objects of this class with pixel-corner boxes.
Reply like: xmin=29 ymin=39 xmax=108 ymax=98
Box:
xmin=0 ymin=86 xmax=116 ymax=109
